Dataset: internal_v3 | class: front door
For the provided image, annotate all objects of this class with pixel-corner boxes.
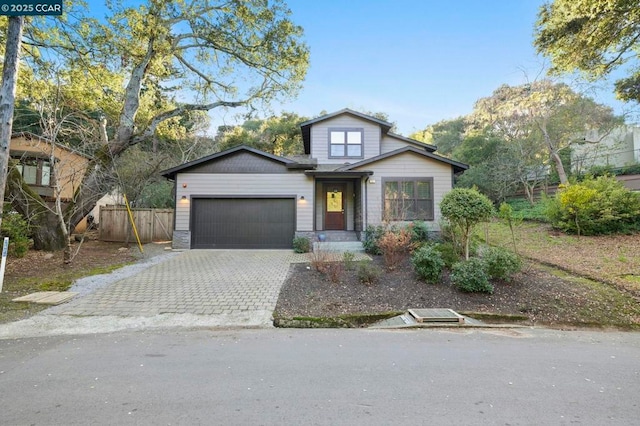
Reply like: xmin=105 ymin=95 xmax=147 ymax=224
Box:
xmin=325 ymin=184 xmax=345 ymax=230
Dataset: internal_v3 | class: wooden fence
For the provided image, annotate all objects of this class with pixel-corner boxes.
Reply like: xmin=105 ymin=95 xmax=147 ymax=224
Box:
xmin=98 ymin=206 xmax=174 ymax=243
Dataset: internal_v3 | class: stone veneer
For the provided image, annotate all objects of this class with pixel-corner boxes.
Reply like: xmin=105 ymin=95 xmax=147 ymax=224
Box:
xmin=172 ymin=230 xmax=191 ymax=249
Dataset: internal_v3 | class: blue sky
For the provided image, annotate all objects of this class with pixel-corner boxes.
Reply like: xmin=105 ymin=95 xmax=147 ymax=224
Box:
xmin=229 ymin=0 xmax=629 ymax=136
xmin=269 ymin=0 xmax=549 ymax=135
xmin=86 ymin=0 xmax=633 ymax=136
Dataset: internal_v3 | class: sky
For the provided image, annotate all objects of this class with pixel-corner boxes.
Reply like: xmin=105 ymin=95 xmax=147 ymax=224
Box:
xmin=213 ymin=0 xmax=632 ymax=136
xmin=83 ymin=0 xmax=634 ymax=136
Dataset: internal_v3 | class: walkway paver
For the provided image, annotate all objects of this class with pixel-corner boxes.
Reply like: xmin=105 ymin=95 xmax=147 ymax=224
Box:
xmin=47 ymin=250 xmax=309 ymax=325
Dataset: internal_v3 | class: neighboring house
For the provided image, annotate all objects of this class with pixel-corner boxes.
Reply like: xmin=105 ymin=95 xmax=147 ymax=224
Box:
xmin=572 ymin=126 xmax=640 ymax=173
xmin=8 ymin=132 xmax=121 ymax=233
xmin=162 ymin=109 xmax=468 ymax=249
xmin=9 ymin=132 xmax=89 ymax=202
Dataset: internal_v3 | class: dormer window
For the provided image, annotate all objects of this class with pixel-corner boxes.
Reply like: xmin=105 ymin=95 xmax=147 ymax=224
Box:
xmin=329 ymin=128 xmax=363 ymax=158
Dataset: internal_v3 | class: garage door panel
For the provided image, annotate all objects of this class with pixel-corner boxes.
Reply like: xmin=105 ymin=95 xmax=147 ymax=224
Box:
xmin=192 ymin=198 xmax=295 ymax=249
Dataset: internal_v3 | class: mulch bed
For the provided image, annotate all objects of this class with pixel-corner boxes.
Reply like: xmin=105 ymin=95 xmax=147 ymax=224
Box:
xmin=274 ymin=255 xmax=640 ymax=328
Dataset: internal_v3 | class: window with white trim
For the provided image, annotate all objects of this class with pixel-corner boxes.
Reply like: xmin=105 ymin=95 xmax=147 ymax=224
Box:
xmin=329 ymin=128 xmax=363 ymax=158
xmin=383 ymin=178 xmax=434 ymax=221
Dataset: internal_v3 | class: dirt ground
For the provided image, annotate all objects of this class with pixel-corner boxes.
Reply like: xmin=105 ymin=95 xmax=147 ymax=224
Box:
xmin=274 ymin=226 xmax=640 ymax=329
xmin=0 ymin=234 xmax=143 ymax=323
xmin=4 ymin=240 xmax=139 ymax=283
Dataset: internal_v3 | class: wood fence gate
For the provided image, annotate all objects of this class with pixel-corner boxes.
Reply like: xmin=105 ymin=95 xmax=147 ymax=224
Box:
xmin=98 ymin=206 xmax=174 ymax=243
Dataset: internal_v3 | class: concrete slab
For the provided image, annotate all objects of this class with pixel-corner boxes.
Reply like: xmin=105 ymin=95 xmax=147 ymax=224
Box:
xmin=13 ymin=292 xmax=78 ymax=305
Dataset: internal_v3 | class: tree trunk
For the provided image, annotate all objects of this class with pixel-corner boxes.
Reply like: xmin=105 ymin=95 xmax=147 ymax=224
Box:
xmin=6 ymin=164 xmax=67 ymax=250
xmin=550 ymin=149 xmax=568 ymax=185
xmin=0 ymin=16 xmax=24 ymax=229
xmin=32 ymin=211 xmax=67 ymax=251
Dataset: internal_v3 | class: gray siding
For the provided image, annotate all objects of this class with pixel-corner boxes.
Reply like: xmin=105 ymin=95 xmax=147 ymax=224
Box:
xmin=310 ymin=115 xmax=381 ymax=164
xmin=175 ymin=173 xmax=314 ymax=233
xmin=380 ymin=134 xmax=413 ymax=154
xmin=352 ymin=151 xmax=454 ymax=229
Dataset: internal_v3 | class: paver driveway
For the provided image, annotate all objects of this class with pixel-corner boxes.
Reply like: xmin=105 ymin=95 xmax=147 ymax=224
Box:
xmin=49 ymin=250 xmax=306 ymax=323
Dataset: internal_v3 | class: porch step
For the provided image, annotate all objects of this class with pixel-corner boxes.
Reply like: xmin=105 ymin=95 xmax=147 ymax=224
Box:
xmin=316 ymin=231 xmax=359 ymax=242
xmin=313 ymin=241 xmax=365 ymax=253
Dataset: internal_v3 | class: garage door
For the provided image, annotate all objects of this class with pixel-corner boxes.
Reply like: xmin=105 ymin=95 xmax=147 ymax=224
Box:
xmin=191 ymin=198 xmax=295 ymax=249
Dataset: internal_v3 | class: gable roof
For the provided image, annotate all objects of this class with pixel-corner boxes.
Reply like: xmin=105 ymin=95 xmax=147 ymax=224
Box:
xmin=300 ymin=108 xmax=393 ymax=154
xmin=337 ymin=145 xmax=468 ymax=174
xmin=11 ymin=131 xmax=91 ymax=159
xmin=161 ymin=145 xmax=296 ymax=180
xmin=299 ymin=108 xmax=438 ymax=154
xmin=385 ymin=131 xmax=437 ymax=152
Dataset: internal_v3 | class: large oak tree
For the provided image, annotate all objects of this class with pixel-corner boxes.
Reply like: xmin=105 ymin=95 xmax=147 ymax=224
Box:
xmin=534 ymin=0 xmax=640 ymax=103
xmin=5 ymin=0 xmax=309 ymax=255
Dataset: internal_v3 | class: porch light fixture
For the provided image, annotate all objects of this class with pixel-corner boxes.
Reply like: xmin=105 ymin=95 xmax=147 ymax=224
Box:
xmin=182 ymin=183 xmax=187 ymax=188
xmin=181 ymin=195 xmax=187 ymax=200
xmin=300 ymin=195 xmax=305 ymax=200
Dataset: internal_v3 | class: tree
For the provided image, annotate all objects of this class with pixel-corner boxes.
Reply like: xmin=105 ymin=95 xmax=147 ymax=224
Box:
xmin=10 ymin=0 xmax=309 ymax=252
xmin=453 ymin=133 xmax=522 ymax=203
xmin=534 ymin=0 xmax=640 ymax=102
xmin=409 ymin=117 xmax=464 ymax=156
xmin=0 ymin=17 xmax=24 ymax=232
xmin=440 ymin=188 xmax=494 ymax=261
xmin=469 ymin=80 xmax=619 ymax=185
xmin=214 ymin=112 xmax=308 ymax=156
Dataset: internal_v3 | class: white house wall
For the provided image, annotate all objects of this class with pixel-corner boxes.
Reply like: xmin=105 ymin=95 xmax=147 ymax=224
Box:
xmin=175 ymin=173 xmax=314 ymax=233
xmin=572 ymin=126 xmax=640 ymax=171
xmin=310 ymin=115 xmax=381 ymax=164
xmin=352 ymin=151 xmax=453 ymax=229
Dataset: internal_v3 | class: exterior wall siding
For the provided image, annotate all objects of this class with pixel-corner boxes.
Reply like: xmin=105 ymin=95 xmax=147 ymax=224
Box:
xmin=353 ymin=152 xmax=453 ymax=230
xmin=310 ymin=115 xmax=381 ymax=164
xmin=175 ymin=173 xmax=314 ymax=233
xmin=10 ymin=135 xmax=89 ymax=200
xmin=380 ymin=134 xmax=411 ymax=154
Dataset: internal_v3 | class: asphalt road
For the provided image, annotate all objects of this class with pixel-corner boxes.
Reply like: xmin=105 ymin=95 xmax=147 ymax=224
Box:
xmin=0 ymin=328 xmax=638 ymax=425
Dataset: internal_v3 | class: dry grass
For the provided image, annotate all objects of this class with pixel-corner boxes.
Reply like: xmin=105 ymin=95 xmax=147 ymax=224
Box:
xmin=479 ymin=221 xmax=640 ymax=295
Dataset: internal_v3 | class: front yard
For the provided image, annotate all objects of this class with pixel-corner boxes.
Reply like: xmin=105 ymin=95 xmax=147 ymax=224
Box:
xmin=274 ymin=222 xmax=640 ymax=329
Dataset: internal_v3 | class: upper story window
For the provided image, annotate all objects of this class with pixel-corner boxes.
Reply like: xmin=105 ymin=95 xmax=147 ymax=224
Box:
xmin=329 ymin=128 xmax=363 ymax=158
xmin=13 ymin=157 xmax=52 ymax=187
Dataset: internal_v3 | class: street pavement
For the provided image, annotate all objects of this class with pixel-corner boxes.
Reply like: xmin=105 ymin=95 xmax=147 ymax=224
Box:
xmin=0 ymin=328 xmax=638 ymax=425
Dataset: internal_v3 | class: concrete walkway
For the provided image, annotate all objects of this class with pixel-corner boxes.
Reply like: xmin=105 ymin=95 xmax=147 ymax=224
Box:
xmin=0 ymin=250 xmax=310 ymax=339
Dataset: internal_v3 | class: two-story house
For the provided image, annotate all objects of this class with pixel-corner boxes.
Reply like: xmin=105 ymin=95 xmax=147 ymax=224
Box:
xmin=162 ymin=109 xmax=468 ymax=249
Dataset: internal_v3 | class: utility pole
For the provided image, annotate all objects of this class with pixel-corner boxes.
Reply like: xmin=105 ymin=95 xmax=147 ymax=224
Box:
xmin=0 ymin=16 xmax=24 ymax=229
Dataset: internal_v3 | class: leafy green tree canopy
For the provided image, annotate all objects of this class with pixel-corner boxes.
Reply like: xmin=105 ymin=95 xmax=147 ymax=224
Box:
xmin=440 ymin=187 xmax=494 ymax=260
xmin=534 ymin=0 xmax=640 ymax=102
xmin=214 ymin=112 xmax=308 ymax=156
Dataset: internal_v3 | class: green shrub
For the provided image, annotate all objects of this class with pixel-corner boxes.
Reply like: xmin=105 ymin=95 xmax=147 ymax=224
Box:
xmin=450 ymin=258 xmax=493 ymax=294
xmin=0 ymin=211 xmax=30 ymax=258
xmin=292 ymin=236 xmax=311 ymax=253
xmin=433 ymin=242 xmax=461 ymax=268
xmin=342 ymin=251 xmax=356 ymax=270
xmin=411 ymin=244 xmax=444 ymax=283
xmin=362 ymin=225 xmax=386 ymax=255
xmin=505 ymin=198 xmax=549 ymax=222
xmin=546 ymin=175 xmax=640 ymax=235
xmin=483 ymin=247 xmax=522 ymax=282
xmin=409 ymin=220 xmax=430 ymax=245
xmin=357 ymin=260 xmax=382 ymax=286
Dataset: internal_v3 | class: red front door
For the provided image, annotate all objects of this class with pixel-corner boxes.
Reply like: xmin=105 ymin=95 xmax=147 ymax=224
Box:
xmin=325 ymin=184 xmax=345 ymax=230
